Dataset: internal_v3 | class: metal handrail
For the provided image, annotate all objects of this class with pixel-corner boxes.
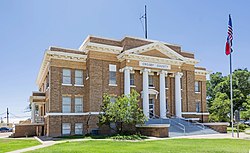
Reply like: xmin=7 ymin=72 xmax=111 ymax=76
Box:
xmin=170 ymin=118 xmax=186 ymax=133
xmin=185 ymin=118 xmax=205 ymax=130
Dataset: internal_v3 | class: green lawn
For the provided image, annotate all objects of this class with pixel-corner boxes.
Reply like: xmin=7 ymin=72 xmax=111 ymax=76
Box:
xmin=27 ymin=139 xmax=250 ymax=153
xmin=0 ymin=138 xmax=40 ymax=153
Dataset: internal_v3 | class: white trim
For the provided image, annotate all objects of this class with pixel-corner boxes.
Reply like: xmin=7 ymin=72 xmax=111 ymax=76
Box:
xmin=109 ymin=84 xmax=118 ymax=87
xmin=62 ymin=83 xmax=72 ymax=86
xmin=195 ymin=69 xmax=209 ymax=76
xmin=118 ymin=54 xmax=184 ymax=66
xmin=130 ymin=85 xmax=136 ymax=88
xmin=45 ymin=112 xmax=101 ymax=117
xmin=82 ymin=42 xmax=123 ymax=54
xmin=74 ymin=84 xmax=84 ymax=87
xmin=182 ymin=112 xmax=210 ymax=115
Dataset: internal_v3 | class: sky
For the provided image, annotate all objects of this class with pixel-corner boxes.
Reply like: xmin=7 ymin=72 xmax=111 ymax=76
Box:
xmin=0 ymin=0 xmax=249 ymax=122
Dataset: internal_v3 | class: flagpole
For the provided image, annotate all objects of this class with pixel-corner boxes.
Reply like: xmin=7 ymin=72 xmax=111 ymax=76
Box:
xmin=230 ymin=53 xmax=234 ymax=137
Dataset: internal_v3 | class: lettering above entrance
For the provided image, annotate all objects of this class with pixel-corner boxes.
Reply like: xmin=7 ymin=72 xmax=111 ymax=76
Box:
xmin=139 ymin=61 xmax=171 ymax=70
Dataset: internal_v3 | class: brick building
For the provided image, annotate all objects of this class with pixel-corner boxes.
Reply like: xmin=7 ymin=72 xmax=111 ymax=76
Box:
xmin=28 ymin=35 xmax=209 ymax=137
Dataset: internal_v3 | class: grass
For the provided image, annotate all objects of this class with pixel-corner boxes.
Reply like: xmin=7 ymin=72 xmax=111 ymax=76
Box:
xmin=27 ymin=139 xmax=250 ymax=153
xmin=0 ymin=138 xmax=40 ymax=153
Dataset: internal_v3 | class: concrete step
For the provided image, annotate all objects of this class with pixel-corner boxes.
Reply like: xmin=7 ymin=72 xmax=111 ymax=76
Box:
xmin=146 ymin=117 xmax=219 ymax=137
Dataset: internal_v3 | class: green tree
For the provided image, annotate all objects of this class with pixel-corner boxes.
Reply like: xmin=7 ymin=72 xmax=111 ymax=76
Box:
xmin=98 ymin=90 xmax=146 ymax=134
xmin=209 ymin=92 xmax=230 ymax=122
xmin=241 ymin=96 xmax=250 ymax=120
xmin=207 ymin=69 xmax=250 ymax=118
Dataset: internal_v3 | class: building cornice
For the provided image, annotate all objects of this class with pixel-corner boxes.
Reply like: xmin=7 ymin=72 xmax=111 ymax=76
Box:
xmin=118 ymin=53 xmax=184 ymax=66
xmin=194 ymin=69 xmax=209 ymax=76
xmin=36 ymin=50 xmax=87 ymax=86
xmin=80 ymin=42 xmax=123 ymax=54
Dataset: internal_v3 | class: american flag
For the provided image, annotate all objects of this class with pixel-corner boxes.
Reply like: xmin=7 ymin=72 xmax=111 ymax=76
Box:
xmin=225 ymin=14 xmax=233 ymax=55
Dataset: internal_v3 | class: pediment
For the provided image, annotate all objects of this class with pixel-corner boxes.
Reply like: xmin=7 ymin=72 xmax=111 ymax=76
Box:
xmin=140 ymin=49 xmax=171 ymax=59
xmin=124 ymin=42 xmax=186 ymax=61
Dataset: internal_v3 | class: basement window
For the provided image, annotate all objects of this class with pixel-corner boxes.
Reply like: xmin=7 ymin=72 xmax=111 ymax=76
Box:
xmin=62 ymin=123 xmax=71 ymax=135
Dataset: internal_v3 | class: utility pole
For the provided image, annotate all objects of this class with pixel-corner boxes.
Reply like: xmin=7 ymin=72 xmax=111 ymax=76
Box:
xmin=140 ymin=5 xmax=148 ymax=39
xmin=145 ymin=5 xmax=147 ymax=39
xmin=7 ymin=108 xmax=9 ymax=126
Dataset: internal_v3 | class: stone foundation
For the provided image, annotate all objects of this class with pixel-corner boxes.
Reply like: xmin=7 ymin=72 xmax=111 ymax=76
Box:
xmin=203 ymin=122 xmax=229 ymax=133
xmin=136 ymin=124 xmax=169 ymax=137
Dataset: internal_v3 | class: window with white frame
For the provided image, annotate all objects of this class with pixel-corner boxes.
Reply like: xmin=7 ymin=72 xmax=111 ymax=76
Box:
xmin=195 ymin=81 xmax=200 ymax=92
xmin=149 ymin=75 xmax=154 ymax=87
xmin=130 ymin=73 xmax=135 ymax=86
xmin=109 ymin=64 xmax=117 ymax=85
xmin=75 ymin=70 xmax=83 ymax=85
xmin=62 ymin=96 xmax=71 ymax=113
xmin=63 ymin=69 xmax=71 ymax=84
xmin=75 ymin=97 xmax=83 ymax=113
xmin=75 ymin=123 xmax=83 ymax=135
xmin=62 ymin=123 xmax=71 ymax=135
xmin=196 ymin=102 xmax=201 ymax=112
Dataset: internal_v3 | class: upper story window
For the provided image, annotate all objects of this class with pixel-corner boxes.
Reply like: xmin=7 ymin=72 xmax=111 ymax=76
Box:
xmin=195 ymin=81 xmax=200 ymax=92
xmin=75 ymin=70 xmax=83 ymax=85
xmin=130 ymin=73 xmax=135 ymax=86
xmin=196 ymin=101 xmax=201 ymax=112
xmin=149 ymin=75 xmax=154 ymax=87
xmin=75 ymin=97 xmax=83 ymax=113
xmin=109 ymin=64 xmax=117 ymax=85
xmin=62 ymin=96 xmax=71 ymax=113
xmin=63 ymin=69 xmax=71 ymax=84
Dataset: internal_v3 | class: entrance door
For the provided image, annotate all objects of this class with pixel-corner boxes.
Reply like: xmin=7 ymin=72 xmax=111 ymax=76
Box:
xmin=149 ymin=98 xmax=154 ymax=118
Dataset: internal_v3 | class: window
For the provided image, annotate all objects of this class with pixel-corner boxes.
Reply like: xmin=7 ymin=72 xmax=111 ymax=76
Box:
xmin=149 ymin=75 xmax=154 ymax=87
xmin=62 ymin=123 xmax=71 ymax=135
xmin=165 ymin=77 xmax=168 ymax=89
xmin=196 ymin=102 xmax=201 ymax=112
xmin=130 ymin=73 xmax=135 ymax=86
xmin=166 ymin=99 xmax=168 ymax=112
xmin=195 ymin=81 xmax=200 ymax=92
xmin=75 ymin=97 xmax=83 ymax=113
xmin=75 ymin=123 xmax=83 ymax=135
xmin=110 ymin=97 xmax=116 ymax=103
xmin=75 ymin=70 xmax=83 ymax=85
xmin=63 ymin=69 xmax=71 ymax=84
xmin=109 ymin=64 xmax=116 ymax=85
xmin=62 ymin=96 xmax=71 ymax=113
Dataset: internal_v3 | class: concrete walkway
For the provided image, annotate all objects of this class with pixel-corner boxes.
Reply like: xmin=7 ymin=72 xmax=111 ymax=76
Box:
xmin=7 ymin=138 xmax=57 ymax=153
xmin=6 ymin=132 xmax=250 ymax=153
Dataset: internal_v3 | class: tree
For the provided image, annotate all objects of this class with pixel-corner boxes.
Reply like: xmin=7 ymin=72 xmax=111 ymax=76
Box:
xmin=209 ymin=92 xmax=230 ymax=122
xmin=98 ymin=90 xmax=146 ymax=134
xmin=207 ymin=68 xmax=250 ymax=120
xmin=241 ymin=96 xmax=250 ymax=120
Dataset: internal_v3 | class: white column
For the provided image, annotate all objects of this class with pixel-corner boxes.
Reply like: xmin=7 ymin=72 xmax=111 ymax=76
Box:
xmin=142 ymin=68 xmax=150 ymax=118
xmin=31 ymin=103 xmax=36 ymax=123
xmin=175 ymin=72 xmax=183 ymax=118
xmin=159 ymin=70 xmax=167 ymax=118
xmin=124 ymin=67 xmax=132 ymax=96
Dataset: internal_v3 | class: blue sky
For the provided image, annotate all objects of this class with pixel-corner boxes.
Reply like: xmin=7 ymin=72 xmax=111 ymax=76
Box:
xmin=0 ymin=0 xmax=249 ymax=121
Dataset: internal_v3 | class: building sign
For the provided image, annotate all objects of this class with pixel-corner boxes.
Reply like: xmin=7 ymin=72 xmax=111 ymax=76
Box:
xmin=139 ymin=61 xmax=171 ymax=70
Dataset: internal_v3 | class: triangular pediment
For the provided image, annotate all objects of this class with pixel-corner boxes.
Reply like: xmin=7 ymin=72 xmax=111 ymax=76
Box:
xmin=124 ymin=42 xmax=186 ymax=61
xmin=140 ymin=49 xmax=171 ymax=59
